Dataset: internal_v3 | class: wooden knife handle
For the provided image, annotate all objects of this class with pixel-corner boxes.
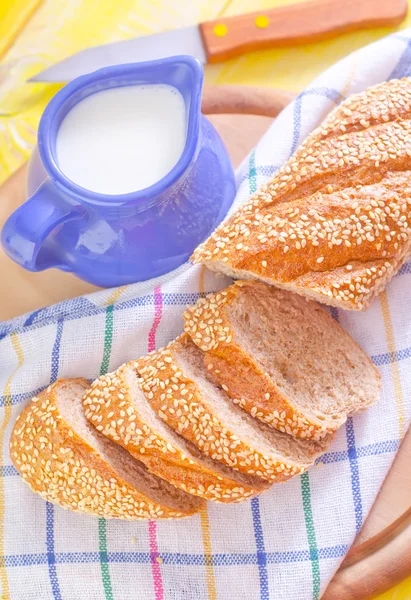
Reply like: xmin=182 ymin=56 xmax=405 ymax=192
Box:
xmin=199 ymin=0 xmax=408 ymax=63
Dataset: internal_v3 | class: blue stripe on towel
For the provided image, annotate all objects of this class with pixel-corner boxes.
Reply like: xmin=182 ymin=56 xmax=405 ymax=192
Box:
xmin=251 ymin=498 xmax=269 ymax=600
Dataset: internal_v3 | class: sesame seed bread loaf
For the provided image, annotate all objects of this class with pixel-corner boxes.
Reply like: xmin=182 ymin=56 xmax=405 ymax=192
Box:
xmin=10 ymin=379 xmax=203 ymax=519
xmin=137 ymin=334 xmax=330 ymax=482
xmin=82 ymin=364 xmax=269 ymax=502
xmin=184 ymin=280 xmax=381 ymax=440
xmin=192 ymin=78 xmax=411 ymax=311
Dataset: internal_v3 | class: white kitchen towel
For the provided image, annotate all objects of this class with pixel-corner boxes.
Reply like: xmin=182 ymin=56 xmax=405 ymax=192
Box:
xmin=1 ymin=29 xmax=411 ymax=600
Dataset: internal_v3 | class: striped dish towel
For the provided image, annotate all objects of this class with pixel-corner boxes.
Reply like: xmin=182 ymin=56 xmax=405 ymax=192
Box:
xmin=1 ymin=30 xmax=411 ymax=600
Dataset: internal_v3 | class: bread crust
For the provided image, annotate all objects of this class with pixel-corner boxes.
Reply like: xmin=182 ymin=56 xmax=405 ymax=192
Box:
xmin=83 ymin=365 xmax=269 ymax=503
xmin=137 ymin=334 xmax=328 ymax=483
xmin=192 ymin=78 xmax=411 ymax=311
xmin=10 ymin=379 xmax=200 ymax=519
xmin=183 ymin=281 xmax=381 ymax=440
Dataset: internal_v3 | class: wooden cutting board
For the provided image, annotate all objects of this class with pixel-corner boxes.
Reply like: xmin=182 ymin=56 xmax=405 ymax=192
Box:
xmin=0 ymin=85 xmax=410 ymax=600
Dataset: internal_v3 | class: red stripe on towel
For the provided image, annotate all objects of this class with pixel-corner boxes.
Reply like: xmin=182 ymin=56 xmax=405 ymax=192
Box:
xmin=147 ymin=285 xmax=164 ymax=600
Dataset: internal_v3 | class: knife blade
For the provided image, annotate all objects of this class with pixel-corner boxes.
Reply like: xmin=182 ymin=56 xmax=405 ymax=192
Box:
xmin=29 ymin=26 xmax=206 ymax=83
xmin=29 ymin=0 xmax=407 ymax=83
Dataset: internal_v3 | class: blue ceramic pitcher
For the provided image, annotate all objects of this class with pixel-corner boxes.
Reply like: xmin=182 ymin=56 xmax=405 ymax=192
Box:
xmin=1 ymin=56 xmax=235 ymax=287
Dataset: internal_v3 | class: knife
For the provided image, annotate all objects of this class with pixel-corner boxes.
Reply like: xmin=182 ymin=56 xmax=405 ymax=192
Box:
xmin=29 ymin=0 xmax=407 ymax=82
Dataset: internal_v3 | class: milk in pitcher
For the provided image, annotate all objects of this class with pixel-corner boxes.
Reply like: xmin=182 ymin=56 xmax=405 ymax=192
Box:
xmin=56 ymin=84 xmax=186 ymax=195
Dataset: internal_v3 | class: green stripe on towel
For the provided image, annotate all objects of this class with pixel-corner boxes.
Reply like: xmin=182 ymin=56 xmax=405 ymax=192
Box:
xmin=98 ymin=305 xmax=115 ymax=600
xmin=100 ymin=304 xmax=114 ymax=377
xmin=301 ymin=472 xmax=321 ymax=600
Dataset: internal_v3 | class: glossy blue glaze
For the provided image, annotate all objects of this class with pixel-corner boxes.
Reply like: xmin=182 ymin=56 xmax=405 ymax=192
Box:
xmin=1 ymin=56 xmax=235 ymax=286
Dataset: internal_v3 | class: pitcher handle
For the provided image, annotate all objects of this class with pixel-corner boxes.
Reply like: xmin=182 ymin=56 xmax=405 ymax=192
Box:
xmin=1 ymin=179 xmax=84 ymax=272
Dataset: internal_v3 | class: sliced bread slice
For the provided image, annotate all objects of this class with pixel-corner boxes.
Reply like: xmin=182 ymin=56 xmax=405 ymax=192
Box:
xmin=83 ymin=364 xmax=269 ymax=503
xmin=184 ymin=280 xmax=381 ymax=440
xmin=10 ymin=378 xmax=203 ymax=519
xmin=137 ymin=335 xmax=329 ymax=482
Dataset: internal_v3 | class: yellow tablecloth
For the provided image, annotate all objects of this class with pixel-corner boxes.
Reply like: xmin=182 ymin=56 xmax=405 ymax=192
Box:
xmin=0 ymin=1 xmax=410 ymax=597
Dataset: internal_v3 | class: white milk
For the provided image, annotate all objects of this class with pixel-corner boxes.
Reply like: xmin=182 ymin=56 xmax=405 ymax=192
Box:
xmin=56 ymin=84 xmax=186 ymax=195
